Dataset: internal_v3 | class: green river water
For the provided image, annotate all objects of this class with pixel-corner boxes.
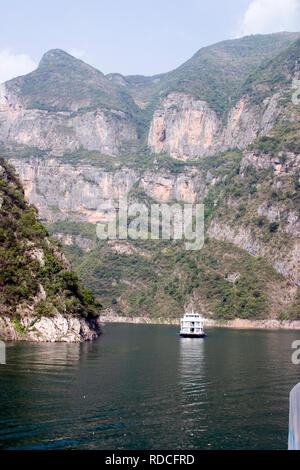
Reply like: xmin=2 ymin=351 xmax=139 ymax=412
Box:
xmin=0 ymin=323 xmax=299 ymax=450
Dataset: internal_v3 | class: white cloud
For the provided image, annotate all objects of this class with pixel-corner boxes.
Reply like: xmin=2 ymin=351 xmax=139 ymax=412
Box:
xmin=235 ymin=0 xmax=300 ymax=38
xmin=0 ymin=49 xmax=37 ymax=84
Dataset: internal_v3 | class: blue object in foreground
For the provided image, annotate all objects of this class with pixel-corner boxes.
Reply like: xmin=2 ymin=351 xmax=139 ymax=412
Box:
xmin=288 ymin=382 xmax=300 ymax=450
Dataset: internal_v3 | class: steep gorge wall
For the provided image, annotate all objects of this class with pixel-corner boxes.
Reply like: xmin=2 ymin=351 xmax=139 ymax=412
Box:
xmin=148 ymin=91 xmax=282 ymax=160
xmin=0 ymin=84 xmax=137 ymax=156
xmin=208 ymin=150 xmax=300 ymax=286
xmin=0 ymin=158 xmax=102 ymax=341
xmin=207 ymin=220 xmax=299 ymax=287
xmin=0 ymin=86 xmax=283 ymax=161
xmin=9 ymin=156 xmax=216 ymax=222
xmin=8 ymin=150 xmax=300 ymax=288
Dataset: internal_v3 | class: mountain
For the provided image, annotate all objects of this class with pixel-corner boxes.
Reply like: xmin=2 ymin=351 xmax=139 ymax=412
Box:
xmin=109 ymin=32 xmax=300 ymax=114
xmin=0 ymin=32 xmax=299 ymax=323
xmin=1 ymin=32 xmax=300 ymax=158
xmin=5 ymin=48 xmax=138 ymax=113
xmin=0 ymin=49 xmax=138 ymax=155
xmin=147 ymin=36 xmax=300 ymax=160
xmin=0 ymin=158 xmax=102 ymax=341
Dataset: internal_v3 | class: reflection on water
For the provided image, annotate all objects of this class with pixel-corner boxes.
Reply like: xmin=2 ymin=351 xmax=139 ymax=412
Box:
xmin=0 ymin=324 xmax=300 ymax=450
xmin=178 ymin=338 xmax=208 ymax=442
xmin=10 ymin=342 xmax=82 ymax=369
xmin=179 ymin=337 xmax=205 ymax=378
xmin=179 ymin=338 xmax=207 ymax=413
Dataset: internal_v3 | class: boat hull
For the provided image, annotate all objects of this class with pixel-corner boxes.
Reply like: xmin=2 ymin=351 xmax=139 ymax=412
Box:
xmin=179 ymin=333 xmax=206 ymax=338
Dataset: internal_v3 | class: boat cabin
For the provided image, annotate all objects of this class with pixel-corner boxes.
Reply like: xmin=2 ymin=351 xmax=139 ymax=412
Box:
xmin=180 ymin=310 xmax=205 ymax=337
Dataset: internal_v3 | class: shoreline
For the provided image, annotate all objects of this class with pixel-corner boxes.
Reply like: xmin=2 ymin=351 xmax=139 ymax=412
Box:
xmin=100 ymin=315 xmax=300 ymax=330
xmin=0 ymin=313 xmax=102 ymax=343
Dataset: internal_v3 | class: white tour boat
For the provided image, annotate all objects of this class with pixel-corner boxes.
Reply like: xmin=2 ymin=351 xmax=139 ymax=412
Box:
xmin=179 ymin=310 xmax=206 ymax=338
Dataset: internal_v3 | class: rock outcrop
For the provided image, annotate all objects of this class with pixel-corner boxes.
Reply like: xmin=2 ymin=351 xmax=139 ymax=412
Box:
xmin=148 ymin=93 xmax=219 ymax=160
xmin=0 ymin=35 xmax=299 ymax=322
xmin=9 ymin=156 xmax=217 ymax=221
xmin=148 ymin=92 xmax=282 ymax=160
xmin=0 ymin=158 xmax=102 ymax=342
xmin=207 ymin=220 xmax=300 ymax=287
xmin=0 ymin=83 xmax=137 ymax=156
xmin=8 ymin=147 xmax=299 ymax=289
xmin=9 ymin=156 xmax=138 ymax=221
xmin=1 ymin=35 xmax=299 ymax=160
xmin=0 ymin=313 xmax=102 ymax=342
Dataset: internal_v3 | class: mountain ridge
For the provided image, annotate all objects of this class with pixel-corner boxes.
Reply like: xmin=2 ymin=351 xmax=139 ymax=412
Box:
xmin=0 ymin=31 xmax=299 ymax=322
xmin=107 ymin=32 xmax=300 ymax=112
xmin=1 ymin=31 xmax=299 ymax=158
xmin=4 ymin=48 xmax=138 ymax=114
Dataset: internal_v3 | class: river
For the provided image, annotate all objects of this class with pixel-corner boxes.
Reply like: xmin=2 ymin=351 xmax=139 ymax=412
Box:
xmin=0 ymin=323 xmax=299 ymax=450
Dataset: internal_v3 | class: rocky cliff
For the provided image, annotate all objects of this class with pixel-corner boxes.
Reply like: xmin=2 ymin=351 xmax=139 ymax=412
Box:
xmin=0 ymin=158 xmax=102 ymax=341
xmin=1 ymin=34 xmax=300 ymax=160
xmin=8 ymin=155 xmax=215 ymax=221
xmin=148 ymin=37 xmax=300 ymax=160
xmin=0 ymin=82 xmax=137 ymax=156
xmin=0 ymin=32 xmax=299 ymax=321
xmin=7 ymin=140 xmax=299 ymax=291
xmin=147 ymin=92 xmax=281 ymax=160
xmin=0 ymin=49 xmax=138 ymax=156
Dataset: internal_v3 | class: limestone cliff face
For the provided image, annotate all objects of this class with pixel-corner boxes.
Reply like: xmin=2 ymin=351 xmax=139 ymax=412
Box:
xmin=8 ymin=146 xmax=299 ymax=289
xmin=240 ymin=150 xmax=300 ymax=178
xmin=148 ymin=92 xmax=281 ymax=160
xmin=207 ymin=220 xmax=299 ymax=287
xmin=208 ymin=150 xmax=300 ymax=287
xmin=0 ymin=83 xmax=137 ymax=156
xmin=9 ymin=156 xmax=217 ymax=222
xmin=10 ymin=157 xmax=138 ymax=221
xmin=0 ymin=38 xmax=299 ymax=162
xmin=147 ymin=93 xmax=219 ymax=160
xmin=0 ymin=157 xmax=102 ymax=342
xmin=0 ymin=87 xmax=283 ymax=161
xmin=0 ymin=313 xmax=102 ymax=342
xmin=6 ymin=150 xmax=300 ymax=298
xmin=139 ymin=168 xmax=217 ymax=203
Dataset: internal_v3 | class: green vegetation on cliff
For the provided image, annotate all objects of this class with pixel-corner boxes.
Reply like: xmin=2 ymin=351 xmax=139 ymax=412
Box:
xmin=0 ymin=158 xmax=100 ymax=319
xmin=46 ymin=224 xmax=295 ymax=322
xmin=1 ymin=32 xmax=299 ymax=324
xmin=242 ymin=38 xmax=300 ymax=105
xmin=6 ymin=49 xmax=138 ymax=115
xmin=44 ymin=119 xmax=299 ymax=321
xmin=249 ymin=122 xmax=300 ymax=156
xmin=109 ymin=32 xmax=300 ymax=117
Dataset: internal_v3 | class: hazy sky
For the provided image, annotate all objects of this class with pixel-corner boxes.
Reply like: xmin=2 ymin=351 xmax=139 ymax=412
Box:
xmin=0 ymin=0 xmax=300 ymax=83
